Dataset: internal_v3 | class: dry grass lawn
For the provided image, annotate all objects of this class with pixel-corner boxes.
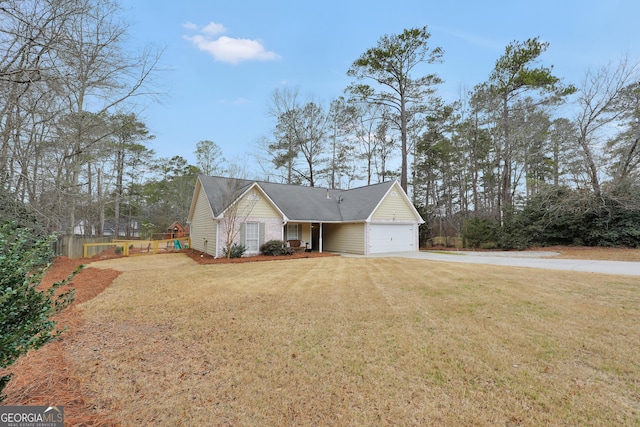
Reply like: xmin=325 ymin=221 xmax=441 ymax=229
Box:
xmin=69 ymin=254 xmax=639 ymax=426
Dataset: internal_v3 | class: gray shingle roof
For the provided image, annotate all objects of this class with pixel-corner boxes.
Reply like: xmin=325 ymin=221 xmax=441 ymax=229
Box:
xmin=198 ymin=175 xmax=255 ymax=217
xmin=197 ymin=175 xmax=398 ymax=222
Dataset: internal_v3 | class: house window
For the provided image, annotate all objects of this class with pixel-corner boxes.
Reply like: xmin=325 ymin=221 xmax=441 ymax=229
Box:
xmin=244 ymin=222 xmax=259 ymax=252
xmin=286 ymin=224 xmax=300 ymax=240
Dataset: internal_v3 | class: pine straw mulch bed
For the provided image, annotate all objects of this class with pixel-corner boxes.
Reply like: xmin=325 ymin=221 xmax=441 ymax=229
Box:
xmin=181 ymin=248 xmax=338 ymax=264
xmin=0 ymin=249 xmax=337 ymax=426
xmin=1 ymin=256 xmax=121 ymax=426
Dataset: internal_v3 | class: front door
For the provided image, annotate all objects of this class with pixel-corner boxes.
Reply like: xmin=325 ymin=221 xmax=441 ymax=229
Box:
xmin=311 ymin=223 xmax=320 ymax=251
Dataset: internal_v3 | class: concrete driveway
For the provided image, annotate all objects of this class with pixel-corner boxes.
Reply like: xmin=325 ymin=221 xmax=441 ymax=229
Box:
xmin=349 ymin=250 xmax=640 ymax=277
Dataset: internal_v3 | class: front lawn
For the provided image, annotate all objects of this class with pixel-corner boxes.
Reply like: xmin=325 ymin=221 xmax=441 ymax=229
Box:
xmin=8 ymin=254 xmax=640 ymax=425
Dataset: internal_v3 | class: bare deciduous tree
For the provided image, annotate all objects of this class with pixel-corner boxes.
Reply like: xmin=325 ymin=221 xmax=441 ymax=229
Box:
xmin=574 ymin=56 xmax=640 ymax=197
xmin=0 ymin=0 xmax=163 ymax=235
xmin=267 ymin=87 xmax=329 ymax=187
xmin=195 ymin=139 xmax=225 ymax=176
xmin=217 ymin=164 xmax=258 ymax=258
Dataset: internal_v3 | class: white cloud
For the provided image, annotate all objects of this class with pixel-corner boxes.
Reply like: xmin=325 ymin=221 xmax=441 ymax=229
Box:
xmin=182 ymin=21 xmax=199 ymax=31
xmin=183 ymin=21 xmax=280 ymax=65
xmin=202 ymin=21 xmax=226 ymax=36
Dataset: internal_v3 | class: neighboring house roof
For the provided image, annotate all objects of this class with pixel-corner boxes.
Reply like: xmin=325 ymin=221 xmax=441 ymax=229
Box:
xmin=167 ymin=221 xmax=187 ymax=231
xmin=193 ymin=175 xmax=423 ymax=223
xmin=102 ymin=219 xmax=140 ymax=231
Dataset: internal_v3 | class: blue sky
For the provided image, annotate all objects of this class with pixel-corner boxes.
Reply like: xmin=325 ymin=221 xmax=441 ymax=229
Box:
xmin=119 ymin=0 xmax=639 ymax=175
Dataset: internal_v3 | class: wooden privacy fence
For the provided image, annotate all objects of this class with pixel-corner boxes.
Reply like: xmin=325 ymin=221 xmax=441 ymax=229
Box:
xmin=54 ymin=236 xmax=112 ymax=259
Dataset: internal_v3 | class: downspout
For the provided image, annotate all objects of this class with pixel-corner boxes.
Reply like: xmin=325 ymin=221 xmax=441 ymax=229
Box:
xmin=365 ymin=220 xmax=370 ymax=256
xmin=215 ymin=221 xmax=219 ymax=258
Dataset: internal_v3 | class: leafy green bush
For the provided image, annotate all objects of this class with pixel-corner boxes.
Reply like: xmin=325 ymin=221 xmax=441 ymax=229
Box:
xmin=0 ymin=222 xmax=79 ymax=402
xmin=462 ymin=217 xmax=498 ymax=248
xmin=0 ymin=192 xmax=46 ymax=238
xmin=222 ymin=243 xmax=247 ymax=258
xmin=260 ymin=240 xmax=286 ymax=256
xmin=498 ymin=185 xmax=640 ymax=248
xmin=115 ymin=246 xmax=123 ymax=255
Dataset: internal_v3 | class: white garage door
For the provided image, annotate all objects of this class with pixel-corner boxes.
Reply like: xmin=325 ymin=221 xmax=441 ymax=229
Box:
xmin=369 ymin=224 xmax=415 ymax=254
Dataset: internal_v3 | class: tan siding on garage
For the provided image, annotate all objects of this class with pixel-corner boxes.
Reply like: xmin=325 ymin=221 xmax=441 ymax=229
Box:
xmin=371 ymin=188 xmax=418 ymax=221
xmin=190 ymin=187 xmax=217 ymax=256
xmin=323 ymin=223 xmax=366 ymax=254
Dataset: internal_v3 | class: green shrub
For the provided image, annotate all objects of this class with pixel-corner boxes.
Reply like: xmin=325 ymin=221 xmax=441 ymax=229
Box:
xmin=0 ymin=222 xmax=79 ymax=402
xmin=480 ymin=241 xmax=498 ymax=250
xmin=462 ymin=217 xmax=498 ymax=248
xmin=115 ymin=246 xmax=123 ymax=255
xmin=222 ymin=243 xmax=246 ymax=258
xmin=260 ymin=240 xmax=286 ymax=256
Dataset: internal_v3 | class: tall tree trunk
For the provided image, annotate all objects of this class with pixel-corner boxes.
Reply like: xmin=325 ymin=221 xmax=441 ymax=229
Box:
xmin=618 ymin=137 xmax=639 ymax=181
xmin=471 ymin=114 xmax=480 ymax=213
xmin=400 ymin=95 xmax=408 ymax=192
xmin=501 ymin=95 xmax=512 ymax=221
xmin=97 ymin=168 xmax=104 ymax=236
xmin=87 ymin=161 xmax=93 ymax=236
xmin=578 ymin=133 xmax=602 ymax=198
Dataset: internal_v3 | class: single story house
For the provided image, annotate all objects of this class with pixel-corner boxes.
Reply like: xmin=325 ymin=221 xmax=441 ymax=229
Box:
xmin=187 ymin=175 xmax=424 ymax=257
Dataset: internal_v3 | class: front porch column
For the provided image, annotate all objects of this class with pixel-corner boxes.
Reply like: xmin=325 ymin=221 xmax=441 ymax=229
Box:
xmin=319 ymin=222 xmax=323 ymax=253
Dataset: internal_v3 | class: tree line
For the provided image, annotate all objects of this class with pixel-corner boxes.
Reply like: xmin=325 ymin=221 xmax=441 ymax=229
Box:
xmin=1 ymin=2 xmax=639 ymax=247
xmin=0 ymin=0 xmax=181 ymax=237
xmin=258 ymin=29 xmax=640 ymax=248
